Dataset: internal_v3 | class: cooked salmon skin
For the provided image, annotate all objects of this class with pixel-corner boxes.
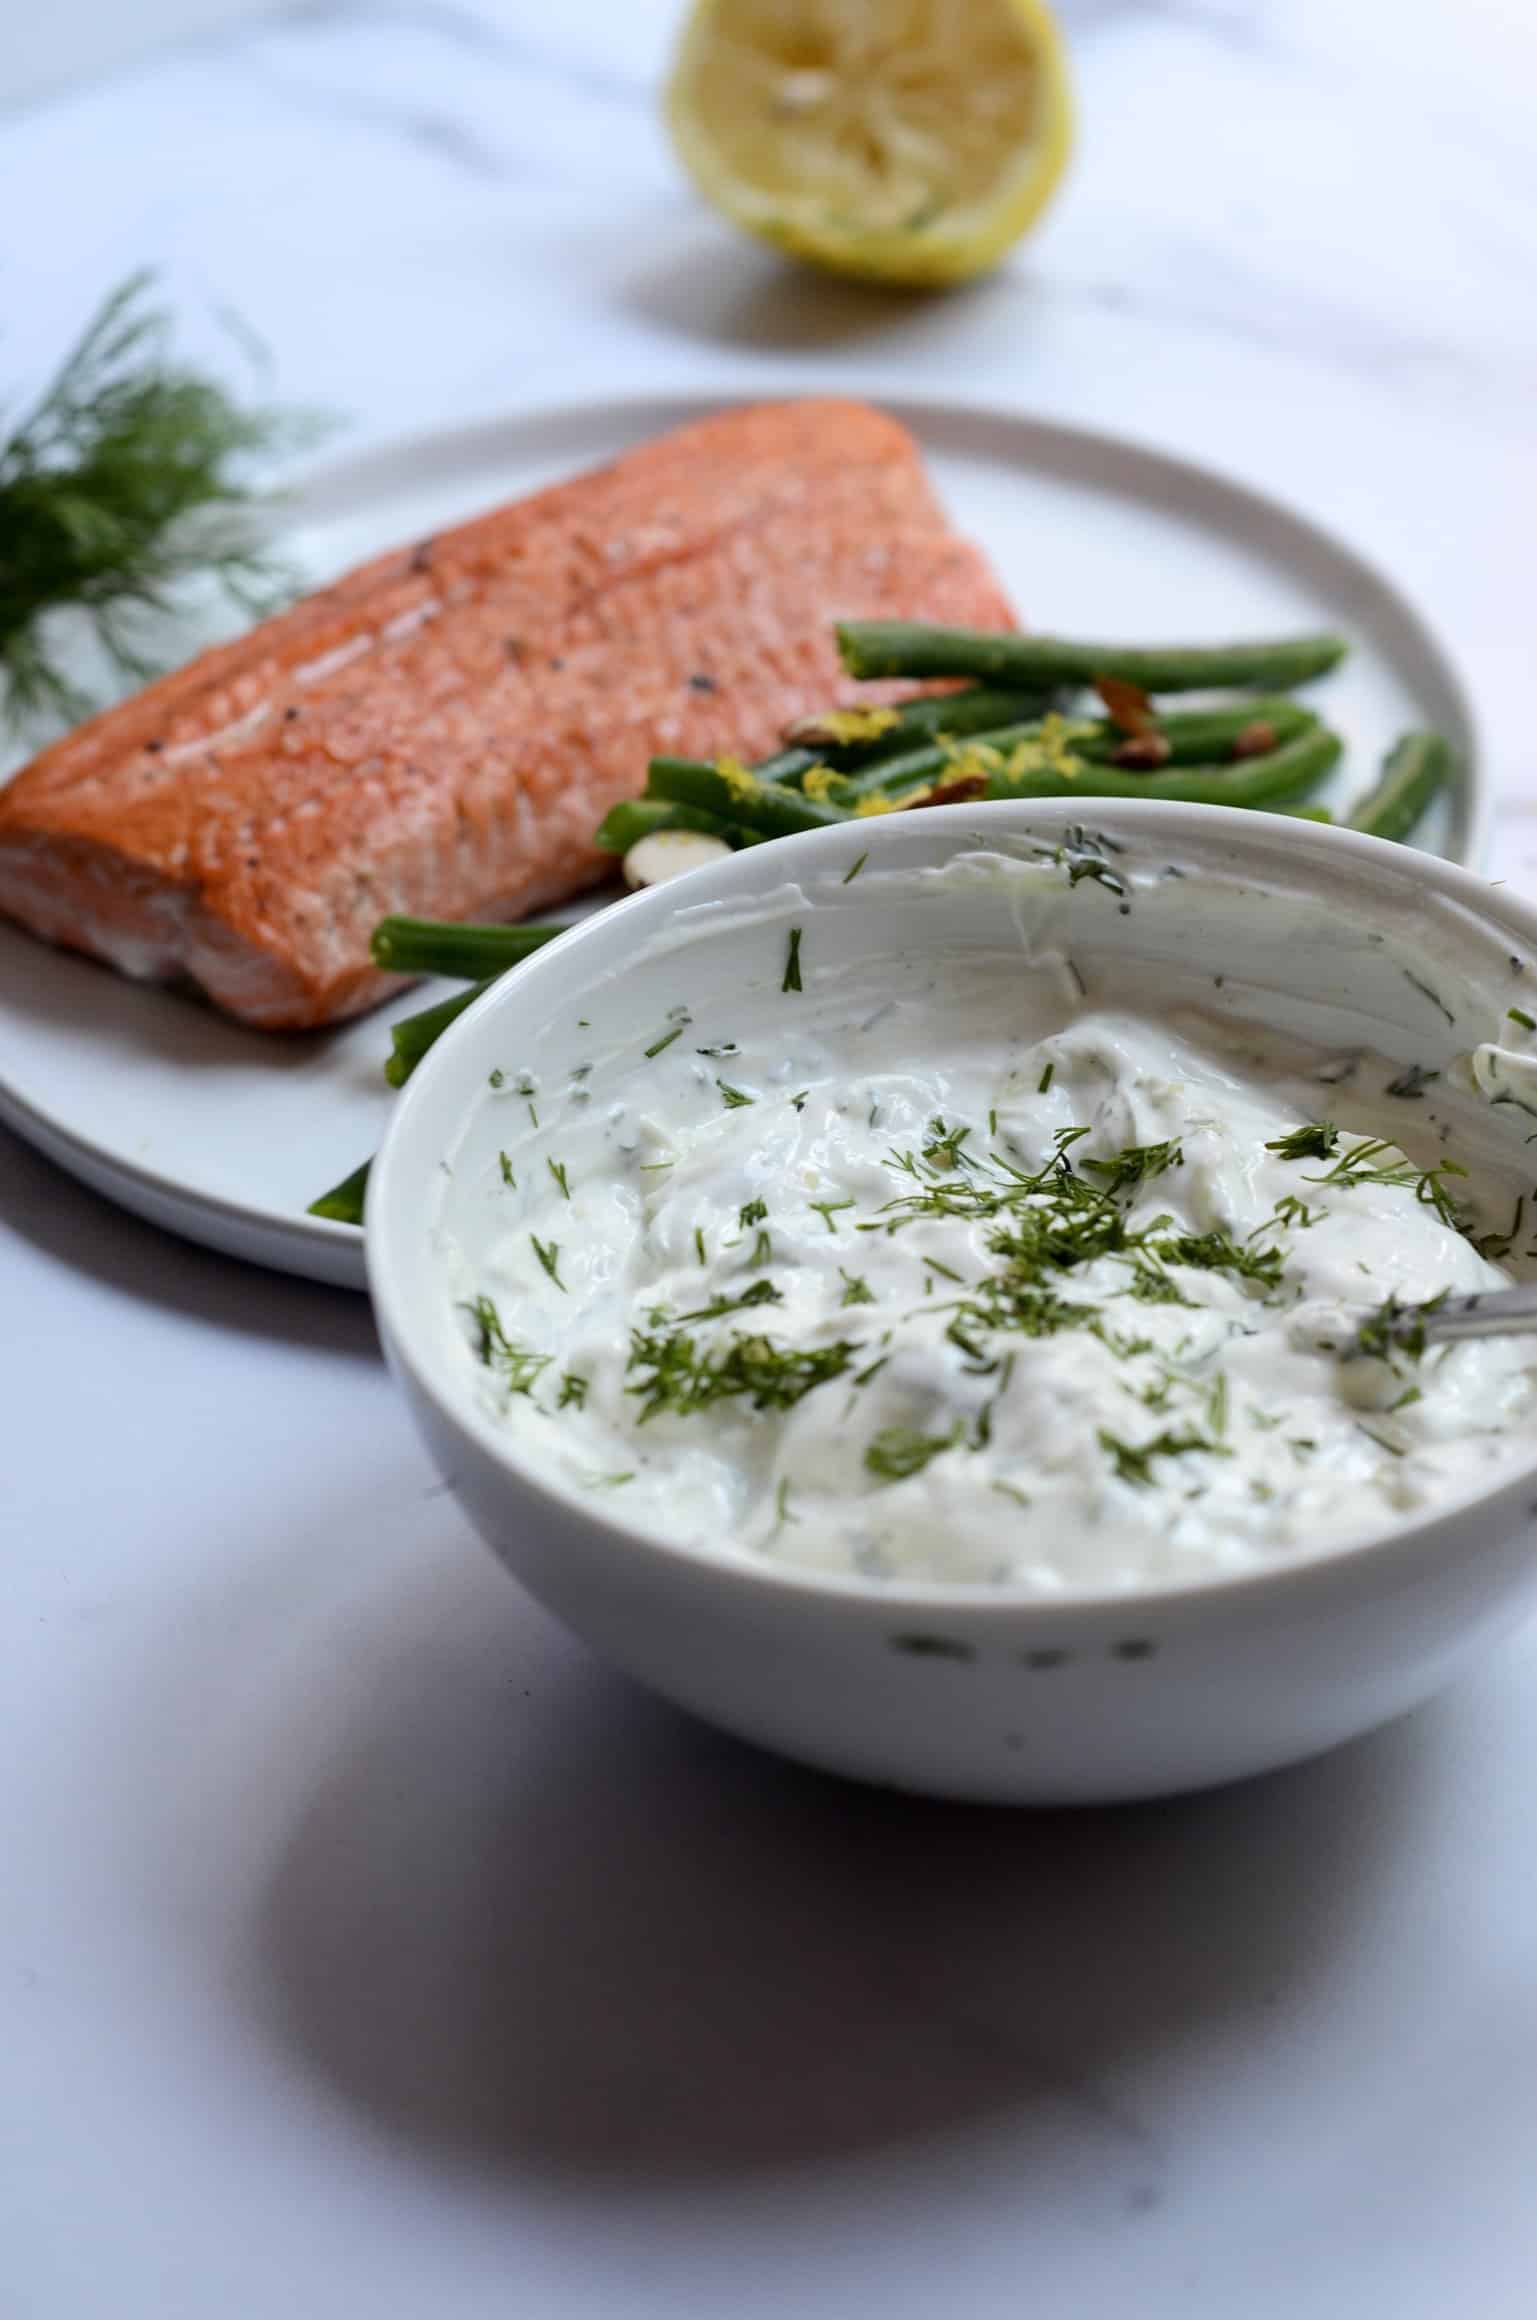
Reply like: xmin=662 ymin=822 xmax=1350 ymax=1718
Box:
xmin=0 ymin=399 xmax=1015 ymax=1028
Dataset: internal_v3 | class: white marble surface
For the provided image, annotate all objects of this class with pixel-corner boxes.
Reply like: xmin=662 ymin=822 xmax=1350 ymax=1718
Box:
xmin=6 ymin=5 xmax=1537 ymax=2314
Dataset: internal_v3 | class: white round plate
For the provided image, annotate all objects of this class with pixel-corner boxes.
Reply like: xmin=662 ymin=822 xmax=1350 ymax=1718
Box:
xmin=0 ymin=391 xmax=1485 ymax=1290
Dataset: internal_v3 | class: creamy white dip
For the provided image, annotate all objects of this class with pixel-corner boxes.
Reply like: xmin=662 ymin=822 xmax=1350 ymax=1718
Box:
xmin=446 ymin=884 xmax=1537 ymax=1593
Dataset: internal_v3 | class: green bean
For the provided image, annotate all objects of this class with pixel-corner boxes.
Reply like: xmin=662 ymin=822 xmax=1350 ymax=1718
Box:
xmin=384 ymin=980 xmax=493 ymax=1089
xmin=751 ymin=747 xmax=821 ymax=786
xmin=370 ymin=916 xmax=562 ymax=979
xmin=307 ymin=1158 xmax=371 ymax=1225
xmin=988 ymin=725 xmax=1343 ymax=809
xmin=833 ymin=701 xmax=1320 ymax=806
xmin=1076 ymin=698 xmax=1315 ymax=766
xmin=785 ymin=685 xmax=1055 ymax=764
xmin=836 ymin=621 xmax=1349 ymax=693
xmin=645 ymin=757 xmax=848 ymax=840
xmin=1345 ymin=731 xmax=1455 ymax=845
xmin=595 ymin=797 xmax=752 ymax=853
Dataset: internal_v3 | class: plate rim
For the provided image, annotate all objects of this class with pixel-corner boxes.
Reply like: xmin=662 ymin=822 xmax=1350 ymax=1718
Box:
xmin=0 ymin=384 xmax=1490 ymax=1289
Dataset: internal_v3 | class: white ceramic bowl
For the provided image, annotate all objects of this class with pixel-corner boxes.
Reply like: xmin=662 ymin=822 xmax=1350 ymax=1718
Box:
xmin=368 ymin=802 xmax=1537 ymax=1804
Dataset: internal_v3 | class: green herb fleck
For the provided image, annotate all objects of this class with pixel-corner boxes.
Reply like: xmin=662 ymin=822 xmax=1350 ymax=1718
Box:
xmin=749 ymin=1228 xmax=773 ymax=1268
xmin=1082 ymin=1139 xmax=1183 ymax=1196
xmin=864 ymin=1424 xmax=961 ymax=1483
xmin=627 ymin=1327 xmax=858 ymax=1420
xmin=645 ymin=1024 xmax=684 ymax=1059
xmin=717 ymin=1080 xmax=754 ymax=1109
xmin=839 ymin=1268 xmax=875 ymax=1307
xmin=782 ymin=926 xmax=803 ymax=993
xmin=489 ymin=1067 xmax=505 ymax=1090
xmin=498 ymin=1150 xmax=517 ymax=1188
xmin=1386 ymin=1064 xmax=1439 ymax=1100
xmin=693 ymin=1226 xmax=707 ymax=1265
xmin=810 ymin=1198 xmax=855 ymax=1234
xmin=547 ymin=1156 xmax=571 ymax=1201
xmin=739 ymin=1197 xmax=768 ymax=1229
xmin=1038 ymin=1062 xmax=1055 ymax=1095
xmin=990 ymin=1479 xmax=1032 ymax=1509
xmin=1098 ymin=1426 xmax=1226 ymax=1486
xmin=461 ymin=1295 xmax=549 ymax=1396
xmin=842 ymin=851 xmax=868 ymax=884
xmin=557 ymin=1372 xmax=589 ymax=1410
xmin=1266 ymin=1121 xmax=1340 ymax=1160
xmin=531 ymin=1234 xmax=565 ymax=1291
xmin=1510 ymin=1008 xmax=1537 ymax=1032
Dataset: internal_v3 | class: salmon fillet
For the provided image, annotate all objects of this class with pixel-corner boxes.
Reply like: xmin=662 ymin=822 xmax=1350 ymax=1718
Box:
xmin=0 ymin=398 xmax=1015 ymax=1028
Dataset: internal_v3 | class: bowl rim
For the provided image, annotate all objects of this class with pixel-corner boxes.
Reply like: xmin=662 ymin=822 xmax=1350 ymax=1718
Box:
xmin=367 ymin=797 xmax=1537 ymax=1621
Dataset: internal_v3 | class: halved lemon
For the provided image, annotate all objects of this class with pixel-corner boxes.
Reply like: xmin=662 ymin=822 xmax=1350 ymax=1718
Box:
xmin=665 ymin=0 xmax=1073 ymax=289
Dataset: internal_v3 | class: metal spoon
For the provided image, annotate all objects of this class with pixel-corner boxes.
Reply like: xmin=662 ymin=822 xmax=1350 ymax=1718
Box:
xmin=1352 ymin=1284 xmax=1537 ymax=1357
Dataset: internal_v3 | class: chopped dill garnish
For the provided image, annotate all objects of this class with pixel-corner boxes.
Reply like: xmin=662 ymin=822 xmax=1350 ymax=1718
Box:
xmin=1304 ymin=1136 xmax=1469 ymax=1228
xmin=921 ymin=1117 xmax=974 ymax=1171
xmin=498 ymin=1150 xmax=517 ymax=1188
xmin=839 ymin=1268 xmax=875 ymax=1306
xmin=1403 ymin=970 xmax=1455 ymax=1027
xmin=645 ymin=1024 xmax=684 ymax=1059
xmin=530 ymin=1234 xmax=565 ymax=1290
xmin=584 ymin=1471 xmax=635 ymax=1489
xmin=557 ymin=1371 xmax=589 ymax=1410
xmin=990 ymin=1479 xmax=1032 ymax=1508
xmin=1038 ymin=1062 xmax=1055 ymax=1094
xmin=1385 ymin=1064 xmax=1439 ymax=1100
xmin=1266 ymin=1193 xmax=1321 ymax=1233
xmin=842 ymin=851 xmax=868 ymax=884
xmin=547 ymin=1156 xmax=571 ymax=1200
xmin=864 ymin=1424 xmax=961 ymax=1482
xmin=1266 ymin=1121 xmax=1339 ymax=1160
xmin=782 ymin=926 xmax=803 ymax=993
xmin=693 ymin=1226 xmax=707 ymax=1266
xmin=627 ymin=1327 xmax=858 ymax=1420
xmin=675 ymin=1278 xmax=783 ymax=1323
xmin=461 ymin=1294 xmax=549 ymax=1396
xmin=717 ymin=1080 xmax=754 ymax=1109
xmin=1081 ymin=1139 xmax=1183 ymax=1196
xmin=1476 ymin=1194 xmax=1525 ymax=1263
xmin=749 ymin=1228 xmax=773 ymax=1268
xmin=809 ymin=1198 xmax=855 ymax=1233
xmin=1098 ymin=1426 xmax=1226 ymax=1486
xmin=697 ymin=1042 xmax=738 ymax=1058
xmin=774 ymin=1476 xmax=799 ymax=1527
xmin=1050 ymin=826 xmax=1126 ymax=896
xmin=1509 ymin=1008 xmax=1536 ymax=1032
xmin=1146 ymin=1230 xmax=1285 ymax=1291
xmin=739 ymin=1197 xmax=767 ymax=1228
xmin=791 ymin=1090 xmax=809 ymax=1111
xmin=489 ymin=1068 xmax=505 ymax=1090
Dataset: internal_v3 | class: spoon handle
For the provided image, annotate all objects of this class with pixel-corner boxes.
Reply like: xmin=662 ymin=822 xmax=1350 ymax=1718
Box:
xmin=1418 ymin=1284 xmax=1537 ymax=1345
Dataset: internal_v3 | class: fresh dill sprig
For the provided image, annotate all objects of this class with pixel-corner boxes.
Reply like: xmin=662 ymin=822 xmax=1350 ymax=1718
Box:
xmin=864 ymin=1424 xmax=961 ymax=1482
xmin=1265 ymin=1122 xmax=1340 ymax=1160
xmin=1097 ymin=1426 xmax=1225 ymax=1486
xmin=531 ymin=1234 xmax=565 ymax=1290
xmin=547 ymin=1156 xmax=571 ymax=1200
xmin=626 ymin=1327 xmax=858 ymax=1420
xmin=462 ymin=1295 xmax=549 ymax=1396
xmin=0 ymin=271 xmax=331 ymax=730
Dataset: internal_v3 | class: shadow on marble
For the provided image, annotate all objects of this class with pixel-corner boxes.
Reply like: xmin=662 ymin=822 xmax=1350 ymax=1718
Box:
xmin=248 ymin=1538 xmax=1437 ymax=2192
xmin=619 ymin=233 xmax=1023 ymax=355
xmin=0 ymin=1119 xmax=378 ymax=1359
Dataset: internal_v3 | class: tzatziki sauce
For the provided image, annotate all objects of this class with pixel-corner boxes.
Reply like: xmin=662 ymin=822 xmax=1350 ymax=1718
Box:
xmin=444 ymin=871 xmax=1537 ymax=1594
